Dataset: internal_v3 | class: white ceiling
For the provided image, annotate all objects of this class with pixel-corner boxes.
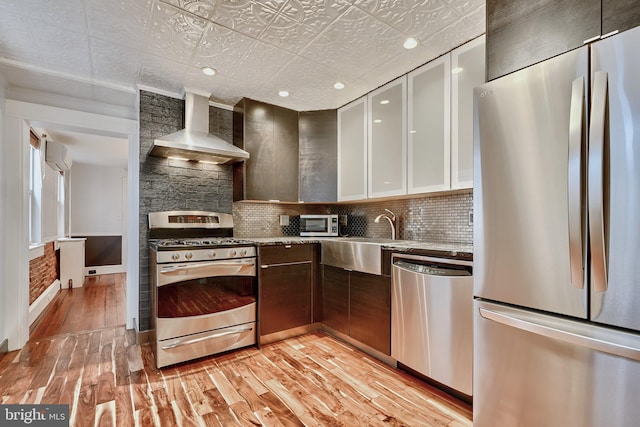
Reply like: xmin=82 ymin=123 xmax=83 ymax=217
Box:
xmin=42 ymin=129 xmax=129 ymax=168
xmin=0 ymin=0 xmax=485 ymax=113
xmin=0 ymin=0 xmax=484 ymax=168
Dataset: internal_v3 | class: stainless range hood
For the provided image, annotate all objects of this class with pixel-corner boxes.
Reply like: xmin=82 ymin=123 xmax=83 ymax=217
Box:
xmin=150 ymin=91 xmax=249 ymax=164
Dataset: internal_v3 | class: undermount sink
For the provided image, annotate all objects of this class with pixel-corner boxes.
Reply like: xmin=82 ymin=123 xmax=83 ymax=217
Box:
xmin=322 ymin=238 xmax=388 ymax=275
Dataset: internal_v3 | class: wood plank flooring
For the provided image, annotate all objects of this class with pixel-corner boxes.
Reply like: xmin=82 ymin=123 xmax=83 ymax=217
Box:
xmin=0 ymin=327 xmax=472 ymax=426
xmin=12 ymin=271 xmax=473 ymax=425
xmin=30 ymin=273 xmax=126 ymax=339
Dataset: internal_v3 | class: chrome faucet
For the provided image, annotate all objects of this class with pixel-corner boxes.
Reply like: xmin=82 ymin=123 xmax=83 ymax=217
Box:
xmin=374 ymin=209 xmax=397 ymax=240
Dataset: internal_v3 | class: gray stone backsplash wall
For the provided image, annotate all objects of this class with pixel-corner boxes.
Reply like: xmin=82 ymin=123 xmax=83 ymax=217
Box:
xmin=233 ymin=190 xmax=473 ymax=244
xmin=138 ymin=90 xmax=233 ymax=331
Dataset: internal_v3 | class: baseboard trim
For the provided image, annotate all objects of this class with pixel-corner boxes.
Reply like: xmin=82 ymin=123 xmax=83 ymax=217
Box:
xmin=259 ymin=323 xmax=322 ymax=346
xmin=29 ymin=279 xmax=60 ymax=326
xmin=0 ymin=339 xmax=8 ymax=354
xmin=321 ymin=325 xmax=397 ymax=368
xmin=136 ymin=329 xmax=152 ymax=345
xmin=84 ymin=265 xmax=126 ymax=276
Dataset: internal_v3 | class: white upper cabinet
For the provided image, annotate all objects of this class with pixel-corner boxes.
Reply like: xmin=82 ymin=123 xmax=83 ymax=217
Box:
xmin=336 ymin=36 xmax=485 ymax=201
xmin=452 ymin=35 xmax=486 ymax=189
xmin=337 ymin=97 xmax=368 ymax=201
xmin=408 ymin=55 xmax=451 ymax=193
xmin=368 ymin=76 xmax=407 ymax=198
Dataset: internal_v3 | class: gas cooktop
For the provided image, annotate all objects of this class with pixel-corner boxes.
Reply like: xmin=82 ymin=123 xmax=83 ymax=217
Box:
xmin=151 ymin=238 xmax=255 ymax=250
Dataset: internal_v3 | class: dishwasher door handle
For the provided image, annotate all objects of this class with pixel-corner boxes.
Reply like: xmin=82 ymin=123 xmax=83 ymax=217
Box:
xmin=393 ymin=260 xmax=471 ymax=277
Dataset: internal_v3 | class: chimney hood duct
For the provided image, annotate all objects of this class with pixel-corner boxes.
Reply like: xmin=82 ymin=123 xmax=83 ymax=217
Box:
xmin=150 ymin=92 xmax=249 ymax=164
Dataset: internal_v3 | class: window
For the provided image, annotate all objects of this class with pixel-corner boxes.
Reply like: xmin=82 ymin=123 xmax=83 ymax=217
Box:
xmin=57 ymin=172 xmax=65 ymax=237
xmin=29 ymin=130 xmax=42 ymax=244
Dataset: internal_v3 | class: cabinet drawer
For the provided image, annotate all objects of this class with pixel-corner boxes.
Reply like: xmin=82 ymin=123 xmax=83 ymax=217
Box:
xmin=259 ymin=244 xmax=314 ymax=265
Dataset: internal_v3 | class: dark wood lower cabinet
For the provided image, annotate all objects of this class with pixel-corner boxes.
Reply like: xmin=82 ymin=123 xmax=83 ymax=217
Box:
xmin=259 ymin=262 xmax=312 ymax=336
xmin=258 ymin=244 xmax=317 ymax=337
xmin=321 ymin=265 xmax=349 ymax=335
xmin=321 ymin=265 xmax=391 ymax=355
xmin=349 ymin=271 xmax=391 ymax=355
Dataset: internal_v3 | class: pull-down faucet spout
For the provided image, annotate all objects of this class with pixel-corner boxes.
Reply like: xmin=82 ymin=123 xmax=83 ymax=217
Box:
xmin=374 ymin=209 xmax=397 ymax=240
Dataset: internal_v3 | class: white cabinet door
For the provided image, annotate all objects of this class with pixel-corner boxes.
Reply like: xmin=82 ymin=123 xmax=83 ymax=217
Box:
xmin=452 ymin=35 xmax=486 ymax=189
xmin=337 ymin=97 xmax=367 ymax=201
xmin=59 ymin=238 xmax=85 ymax=288
xmin=408 ymin=55 xmax=451 ymax=193
xmin=368 ymin=76 xmax=407 ymax=198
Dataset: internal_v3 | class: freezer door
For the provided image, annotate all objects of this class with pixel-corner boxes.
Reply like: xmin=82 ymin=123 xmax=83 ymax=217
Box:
xmin=590 ymin=26 xmax=640 ymax=331
xmin=474 ymin=300 xmax=640 ymax=427
xmin=474 ymin=47 xmax=588 ymax=318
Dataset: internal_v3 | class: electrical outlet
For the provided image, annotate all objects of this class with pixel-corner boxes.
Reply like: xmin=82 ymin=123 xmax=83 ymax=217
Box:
xmin=279 ymin=215 xmax=290 ymax=226
xmin=468 ymin=210 xmax=474 ymax=226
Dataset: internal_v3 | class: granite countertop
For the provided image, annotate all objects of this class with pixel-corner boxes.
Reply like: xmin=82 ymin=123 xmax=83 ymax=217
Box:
xmin=241 ymin=237 xmax=473 ymax=260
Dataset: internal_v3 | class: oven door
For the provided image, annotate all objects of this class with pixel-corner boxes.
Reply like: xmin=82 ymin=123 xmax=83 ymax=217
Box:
xmin=155 ymin=258 xmax=257 ymax=341
xmin=157 ymin=258 xmax=255 ymax=286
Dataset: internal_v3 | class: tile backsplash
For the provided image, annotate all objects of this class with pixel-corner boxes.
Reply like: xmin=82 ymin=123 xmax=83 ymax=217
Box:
xmin=233 ymin=190 xmax=473 ymax=244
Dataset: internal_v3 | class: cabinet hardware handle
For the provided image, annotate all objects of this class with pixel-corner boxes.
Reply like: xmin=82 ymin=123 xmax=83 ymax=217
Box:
xmin=583 ymin=35 xmax=601 ymax=44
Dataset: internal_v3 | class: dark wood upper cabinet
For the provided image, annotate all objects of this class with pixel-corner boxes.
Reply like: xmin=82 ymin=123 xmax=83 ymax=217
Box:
xmin=602 ymin=0 xmax=640 ymax=35
xmin=486 ymin=0 xmax=600 ymax=81
xmin=299 ymin=110 xmax=337 ymax=202
xmin=233 ymin=98 xmax=299 ymax=202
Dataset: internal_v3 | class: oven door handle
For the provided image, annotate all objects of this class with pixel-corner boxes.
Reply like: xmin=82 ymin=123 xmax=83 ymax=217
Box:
xmin=160 ymin=260 xmax=255 ymax=274
xmin=161 ymin=326 xmax=254 ymax=350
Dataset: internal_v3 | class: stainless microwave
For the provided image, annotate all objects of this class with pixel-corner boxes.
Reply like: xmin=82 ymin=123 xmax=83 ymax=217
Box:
xmin=300 ymin=214 xmax=339 ymax=236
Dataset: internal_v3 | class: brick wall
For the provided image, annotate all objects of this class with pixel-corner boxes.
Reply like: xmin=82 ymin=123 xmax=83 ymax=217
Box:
xmin=138 ymin=90 xmax=234 ymax=331
xmin=29 ymin=242 xmax=58 ymax=305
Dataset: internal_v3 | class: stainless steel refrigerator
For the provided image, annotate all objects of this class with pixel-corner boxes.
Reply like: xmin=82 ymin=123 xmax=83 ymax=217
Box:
xmin=474 ymin=26 xmax=640 ymax=427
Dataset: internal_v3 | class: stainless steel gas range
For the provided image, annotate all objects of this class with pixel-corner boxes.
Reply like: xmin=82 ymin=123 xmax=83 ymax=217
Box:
xmin=149 ymin=210 xmax=257 ymax=368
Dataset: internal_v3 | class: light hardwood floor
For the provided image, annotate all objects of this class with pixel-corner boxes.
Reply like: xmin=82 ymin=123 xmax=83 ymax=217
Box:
xmin=30 ymin=273 xmax=126 ymax=339
xmin=4 ymin=272 xmax=473 ymax=426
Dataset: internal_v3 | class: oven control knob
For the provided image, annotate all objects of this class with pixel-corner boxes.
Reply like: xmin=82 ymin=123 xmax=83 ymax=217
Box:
xmin=240 ymin=249 xmax=247 ymax=257
xmin=185 ymin=252 xmax=193 ymax=260
xmin=230 ymin=250 xmax=237 ymax=257
xmin=171 ymin=253 xmax=180 ymax=261
xmin=208 ymin=250 xmax=216 ymax=259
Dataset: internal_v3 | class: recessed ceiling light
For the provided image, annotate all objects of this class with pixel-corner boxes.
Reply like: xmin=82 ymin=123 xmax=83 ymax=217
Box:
xmin=403 ymin=37 xmax=418 ymax=49
xmin=333 ymin=82 xmax=345 ymax=90
xmin=278 ymin=90 xmax=289 ymax=97
xmin=373 ymin=119 xmax=382 ymax=124
xmin=451 ymin=67 xmax=464 ymax=74
xmin=201 ymin=67 xmax=216 ymax=76
xmin=380 ymin=100 xmax=390 ymax=105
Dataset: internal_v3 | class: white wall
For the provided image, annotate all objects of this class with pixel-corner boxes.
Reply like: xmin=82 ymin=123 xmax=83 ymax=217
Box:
xmin=70 ymin=162 xmax=127 ymax=273
xmin=70 ymin=163 xmax=127 ymax=235
xmin=3 ymin=98 xmax=138 ymax=350
xmin=0 ymin=72 xmax=6 ymax=348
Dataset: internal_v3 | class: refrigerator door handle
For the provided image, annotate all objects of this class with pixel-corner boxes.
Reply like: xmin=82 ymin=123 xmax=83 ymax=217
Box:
xmin=588 ymin=71 xmax=609 ymax=293
xmin=479 ymin=307 xmax=640 ymax=361
xmin=568 ymin=76 xmax=586 ymax=289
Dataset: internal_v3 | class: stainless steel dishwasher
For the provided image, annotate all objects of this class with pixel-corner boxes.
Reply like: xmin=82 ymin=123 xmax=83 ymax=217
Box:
xmin=391 ymin=253 xmax=473 ymax=397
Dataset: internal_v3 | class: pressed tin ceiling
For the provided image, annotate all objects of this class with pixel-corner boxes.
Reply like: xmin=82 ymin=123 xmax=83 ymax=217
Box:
xmin=0 ymin=0 xmax=484 ymax=112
